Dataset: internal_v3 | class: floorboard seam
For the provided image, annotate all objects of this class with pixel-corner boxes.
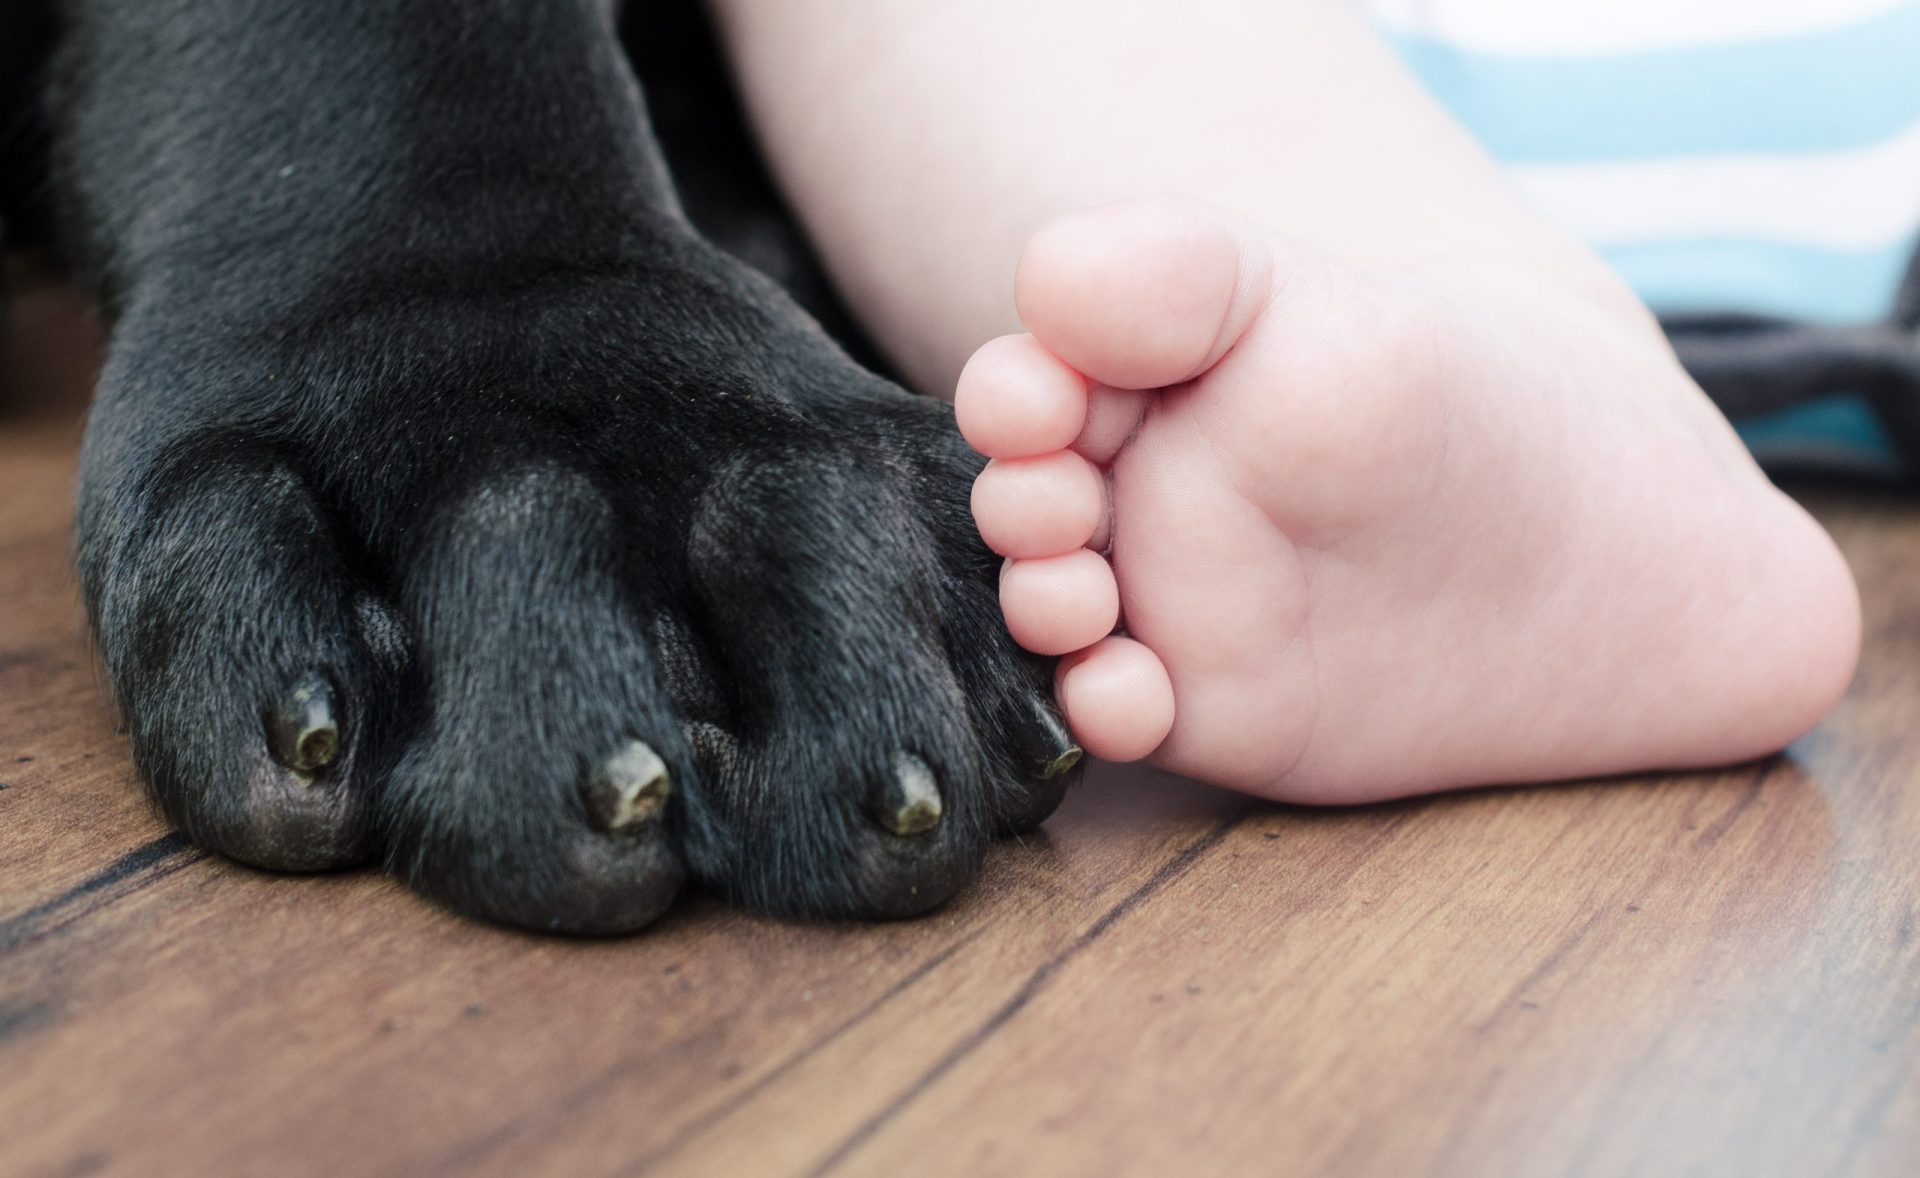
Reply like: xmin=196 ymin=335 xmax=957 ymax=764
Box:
xmin=420 ymin=923 xmax=996 ymax=1178
xmin=0 ymin=833 xmax=201 ymax=954
xmin=806 ymin=812 xmax=1250 ymax=1177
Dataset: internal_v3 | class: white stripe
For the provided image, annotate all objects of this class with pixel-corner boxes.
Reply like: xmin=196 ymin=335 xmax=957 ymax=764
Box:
xmin=1366 ymin=0 xmax=1909 ymax=56
xmin=1507 ymin=120 xmax=1920 ymax=250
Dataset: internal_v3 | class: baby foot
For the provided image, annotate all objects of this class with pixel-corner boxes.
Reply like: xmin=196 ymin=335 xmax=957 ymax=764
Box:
xmin=958 ymin=200 xmax=1860 ymax=802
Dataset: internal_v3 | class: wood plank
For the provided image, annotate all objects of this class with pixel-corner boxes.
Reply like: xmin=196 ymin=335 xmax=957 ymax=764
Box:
xmin=2 ymin=278 xmax=1915 ymax=1177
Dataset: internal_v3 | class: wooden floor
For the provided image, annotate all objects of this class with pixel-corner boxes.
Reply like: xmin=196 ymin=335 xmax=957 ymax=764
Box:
xmin=2 ymin=274 xmax=1917 ymax=1178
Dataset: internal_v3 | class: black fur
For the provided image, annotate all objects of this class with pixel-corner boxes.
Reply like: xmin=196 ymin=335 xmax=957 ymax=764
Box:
xmin=0 ymin=0 xmax=53 ymax=245
xmin=3 ymin=0 xmax=1080 ymax=932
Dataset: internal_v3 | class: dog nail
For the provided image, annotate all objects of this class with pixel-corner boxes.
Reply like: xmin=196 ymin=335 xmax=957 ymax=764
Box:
xmin=1020 ymin=696 xmax=1082 ymax=780
xmin=267 ymin=672 xmax=340 ymax=774
xmin=1042 ymin=744 xmax=1084 ymax=780
xmin=874 ymin=754 xmax=943 ymax=836
xmin=585 ymin=740 xmax=672 ymax=831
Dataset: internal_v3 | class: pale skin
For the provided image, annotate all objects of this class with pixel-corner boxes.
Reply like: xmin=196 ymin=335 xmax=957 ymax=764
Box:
xmin=710 ymin=0 xmax=1862 ymax=802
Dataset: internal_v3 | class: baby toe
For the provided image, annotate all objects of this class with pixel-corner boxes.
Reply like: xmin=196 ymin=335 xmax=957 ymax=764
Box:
xmin=999 ymin=549 xmax=1120 ymax=656
xmin=955 ymin=334 xmax=1091 ymax=459
xmin=972 ymin=450 xmax=1108 ymax=558
xmin=1015 ymin=198 xmax=1271 ymax=391
xmin=1055 ymin=637 xmax=1175 ymax=763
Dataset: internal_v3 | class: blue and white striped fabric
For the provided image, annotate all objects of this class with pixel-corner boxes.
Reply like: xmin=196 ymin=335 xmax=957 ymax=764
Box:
xmin=1368 ymin=0 xmax=1920 ymax=470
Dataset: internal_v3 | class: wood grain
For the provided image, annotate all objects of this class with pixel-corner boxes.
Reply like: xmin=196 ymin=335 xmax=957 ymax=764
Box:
xmin=2 ymin=275 xmax=1916 ymax=1178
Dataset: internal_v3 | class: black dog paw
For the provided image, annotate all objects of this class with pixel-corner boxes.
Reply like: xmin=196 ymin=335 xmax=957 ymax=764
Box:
xmin=78 ymin=229 xmax=1078 ymax=933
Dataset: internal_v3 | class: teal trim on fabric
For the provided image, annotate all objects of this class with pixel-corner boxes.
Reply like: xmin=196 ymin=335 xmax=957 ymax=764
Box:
xmin=1600 ymin=234 xmax=1917 ymax=324
xmin=1381 ymin=3 xmax=1920 ymax=163
xmin=1734 ymin=392 xmax=1904 ymax=470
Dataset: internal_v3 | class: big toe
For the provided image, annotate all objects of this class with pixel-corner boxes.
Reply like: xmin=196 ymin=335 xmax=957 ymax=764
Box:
xmin=1014 ymin=198 xmax=1273 ymax=391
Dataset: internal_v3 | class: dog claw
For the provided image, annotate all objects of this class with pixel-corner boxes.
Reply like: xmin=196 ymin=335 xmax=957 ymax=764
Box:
xmin=991 ymin=693 xmax=1081 ymax=835
xmin=585 ymin=740 xmax=672 ymax=832
xmin=1019 ymin=696 xmax=1083 ymax=780
xmin=874 ymin=754 xmax=943 ymax=836
xmin=267 ymin=672 xmax=341 ymax=774
xmin=1042 ymin=744 xmax=1083 ymax=780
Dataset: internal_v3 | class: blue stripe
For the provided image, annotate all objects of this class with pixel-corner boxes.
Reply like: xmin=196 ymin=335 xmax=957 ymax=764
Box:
xmin=1383 ymin=3 xmax=1920 ymax=163
xmin=1735 ymin=394 xmax=1903 ymax=472
xmin=1600 ymin=234 xmax=1917 ymax=324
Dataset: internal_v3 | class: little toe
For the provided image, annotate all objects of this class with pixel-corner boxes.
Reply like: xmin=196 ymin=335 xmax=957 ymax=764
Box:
xmin=955 ymin=334 xmax=1090 ymax=459
xmin=999 ymin=549 xmax=1120 ymax=656
xmin=1015 ymin=199 xmax=1273 ymax=391
xmin=972 ymin=450 xmax=1107 ymax=558
xmin=82 ymin=452 xmax=386 ymax=872
xmin=1055 ymin=637 xmax=1176 ymax=763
